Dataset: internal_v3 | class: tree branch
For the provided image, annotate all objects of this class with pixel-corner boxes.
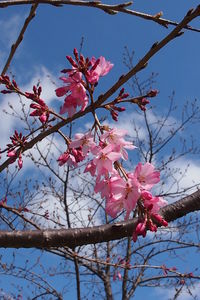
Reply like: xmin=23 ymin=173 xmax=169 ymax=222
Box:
xmin=1 ymin=2 xmax=39 ymax=75
xmin=0 ymin=189 xmax=199 ymax=249
xmin=0 ymin=0 xmax=200 ymax=32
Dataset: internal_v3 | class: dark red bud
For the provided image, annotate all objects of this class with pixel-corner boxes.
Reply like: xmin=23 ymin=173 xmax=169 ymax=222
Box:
xmin=1 ymin=90 xmax=12 ymax=94
xmin=30 ymin=103 xmax=40 ymax=109
xmin=141 ymin=98 xmax=150 ymax=105
xmin=114 ymin=106 xmax=126 ymax=112
xmin=33 ymin=85 xmax=37 ymax=94
xmin=37 ymin=98 xmax=46 ymax=106
xmin=22 ymin=207 xmax=29 ymax=212
xmin=87 ymin=61 xmax=92 ymax=68
xmin=111 ymin=110 xmax=118 ymax=121
xmin=90 ymin=58 xmax=100 ymax=72
xmin=132 ymin=232 xmax=138 ymax=242
xmin=66 ymin=56 xmax=78 ymax=68
xmin=38 ymin=86 xmax=42 ymax=95
xmin=79 ymin=60 xmax=85 ymax=68
xmin=121 ymin=93 xmax=129 ymax=99
xmin=119 ymin=88 xmax=125 ymax=96
xmin=80 ymin=54 xmax=85 ymax=63
xmin=61 ymin=68 xmax=72 ymax=73
xmin=147 ymin=89 xmax=158 ymax=97
xmin=73 ymin=48 xmax=79 ymax=62
xmin=161 ymin=219 xmax=168 ymax=227
xmin=12 ymin=80 xmax=18 ymax=88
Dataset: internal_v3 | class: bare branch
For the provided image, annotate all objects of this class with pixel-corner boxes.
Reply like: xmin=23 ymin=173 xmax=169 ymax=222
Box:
xmin=0 ymin=0 xmax=200 ymax=32
xmin=0 ymin=189 xmax=199 ymax=248
xmin=1 ymin=2 xmax=39 ymax=75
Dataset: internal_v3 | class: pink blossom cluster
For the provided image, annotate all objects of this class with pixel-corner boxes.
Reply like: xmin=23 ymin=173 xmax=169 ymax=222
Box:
xmin=58 ymin=126 xmax=168 ymax=240
xmin=6 ymin=130 xmax=27 ymax=169
xmin=0 ymin=75 xmax=50 ymax=124
xmin=55 ymin=49 xmax=113 ymax=117
xmin=25 ymin=85 xmax=49 ymax=124
xmin=0 ymin=51 xmax=166 ymax=242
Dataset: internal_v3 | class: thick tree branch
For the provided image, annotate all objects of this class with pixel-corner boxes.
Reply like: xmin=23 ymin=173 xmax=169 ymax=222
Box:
xmin=0 ymin=190 xmax=199 ymax=249
xmin=0 ymin=0 xmax=200 ymax=32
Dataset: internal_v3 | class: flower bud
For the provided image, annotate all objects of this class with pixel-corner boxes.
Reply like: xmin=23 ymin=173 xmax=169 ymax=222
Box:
xmin=147 ymin=89 xmax=158 ymax=97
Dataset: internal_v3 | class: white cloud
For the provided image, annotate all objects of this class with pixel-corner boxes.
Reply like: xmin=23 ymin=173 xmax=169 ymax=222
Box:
xmin=0 ymin=14 xmax=24 ymax=49
xmin=23 ymin=166 xmax=103 ymax=229
xmin=161 ymin=157 xmax=200 ymax=200
xmin=21 ymin=66 xmax=57 ymax=105
xmin=156 ymin=283 xmax=200 ymax=300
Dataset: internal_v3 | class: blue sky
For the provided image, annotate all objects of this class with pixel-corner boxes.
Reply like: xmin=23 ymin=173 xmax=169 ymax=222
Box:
xmin=0 ymin=0 xmax=200 ymax=299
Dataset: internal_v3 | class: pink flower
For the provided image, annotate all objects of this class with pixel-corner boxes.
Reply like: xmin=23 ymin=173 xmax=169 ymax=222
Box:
xmin=69 ymin=131 xmax=98 ymax=155
xmin=100 ymin=128 xmax=136 ymax=160
xmin=56 ymin=72 xmax=86 ymax=100
xmin=122 ymin=178 xmax=140 ymax=220
xmin=58 ymin=146 xmax=85 ymax=168
xmin=106 ymin=195 xmax=125 ymax=218
xmin=133 ymin=162 xmax=160 ymax=190
xmin=30 ymin=102 xmax=49 ymax=124
xmin=84 ymin=161 xmax=96 ymax=176
xmin=59 ymin=94 xmax=88 ymax=117
xmin=105 ymin=175 xmax=140 ymax=219
xmin=141 ymin=190 xmax=167 ymax=213
xmin=56 ymin=72 xmax=88 ymax=117
xmin=7 ymin=150 xmax=17 ymax=158
xmin=87 ymin=56 xmax=113 ymax=84
xmin=57 ymin=152 xmax=76 ymax=167
xmin=113 ymin=271 xmax=122 ymax=281
xmin=135 ymin=221 xmax=147 ymax=237
xmin=95 ymin=175 xmax=123 ymax=200
xmin=86 ymin=144 xmax=121 ymax=177
xmin=18 ymin=153 xmax=23 ymax=169
xmin=151 ymin=196 xmax=168 ymax=213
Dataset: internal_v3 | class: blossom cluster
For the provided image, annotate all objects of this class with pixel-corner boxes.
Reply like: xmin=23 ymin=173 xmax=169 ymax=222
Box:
xmin=6 ymin=130 xmax=27 ymax=169
xmin=0 ymin=50 xmax=168 ymax=242
xmin=0 ymin=75 xmax=50 ymax=124
xmin=55 ymin=49 xmax=113 ymax=117
xmin=58 ymin=126 xmax=168 ymax=241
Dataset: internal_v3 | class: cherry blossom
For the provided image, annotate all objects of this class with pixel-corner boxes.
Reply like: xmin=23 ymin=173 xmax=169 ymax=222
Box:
xmin=85 ymin=144 xmax=121 ymax=177
xmin=107 ymin=176 xmax=140 ymax=220
xmin=57 ymin=147 xmax=85 ymax=168
xmin=133 ymin=162 xmax=160 ymax=190
xmin=69 ymin=131 xmax=98 ymax=155
xmin=87 ymin=56 xmax=114 ymax=84
xmin=141 ymin=190 xmax=167 ymax=213
xmin=56 ymin=72 xmax=88 ymax=117
xmin=29 ymin=101 xmax=49 ymax=124
xmin=100 ymin=127 xmax=136 ymax=160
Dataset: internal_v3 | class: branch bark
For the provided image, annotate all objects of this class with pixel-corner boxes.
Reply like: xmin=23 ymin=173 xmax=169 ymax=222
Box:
xmin=0 ymin=189 xmax=199 ymax=249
